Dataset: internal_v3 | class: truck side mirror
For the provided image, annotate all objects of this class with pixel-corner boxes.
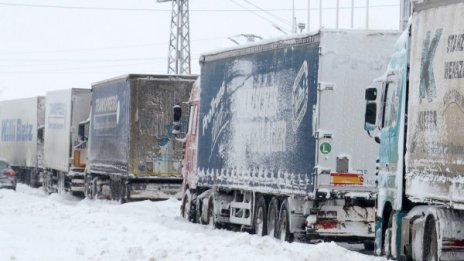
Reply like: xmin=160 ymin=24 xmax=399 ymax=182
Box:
xmin=365 ymin=88 xmax=377 ymax=101
xmin=364 ymin=102 xmax=377 ymax=132
xmin=173 ymin=105 xmax=182 ymax=135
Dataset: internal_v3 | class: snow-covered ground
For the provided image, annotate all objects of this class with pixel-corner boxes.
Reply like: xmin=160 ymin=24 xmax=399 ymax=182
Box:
xmin=0 ymin=185 xmax=385 ymax=261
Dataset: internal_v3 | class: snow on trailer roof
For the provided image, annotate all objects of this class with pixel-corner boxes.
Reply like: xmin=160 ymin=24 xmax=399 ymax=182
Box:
xmin=0 ymin=96 xmax=45 ymax=103
xmin=91 ymin=74 xmax=199 ymax=87
xmin=200 ymin=28 xmax=400 ymax=63
xmin=45 ymin=87 xmax=90 ymax=94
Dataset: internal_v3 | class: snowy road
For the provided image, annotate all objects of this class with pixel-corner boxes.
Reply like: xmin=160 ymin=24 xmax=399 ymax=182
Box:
xmin=0 ymin=185 xmax=385 ymax=261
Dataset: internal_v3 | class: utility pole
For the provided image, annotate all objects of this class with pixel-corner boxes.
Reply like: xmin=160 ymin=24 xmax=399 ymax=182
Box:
xmin=158 ymin=0 xmax=191 ymax=75
xmin=292 ymin=0 xmax=297 ymax=33
xmin=307 ymin=0 xmax=310 ymax=32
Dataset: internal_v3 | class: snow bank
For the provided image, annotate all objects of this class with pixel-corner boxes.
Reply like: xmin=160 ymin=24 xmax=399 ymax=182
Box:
xmin=0 ymin=185 xmax=384 ymax=261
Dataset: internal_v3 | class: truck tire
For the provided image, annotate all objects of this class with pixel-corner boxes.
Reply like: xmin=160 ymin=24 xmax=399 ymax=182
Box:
xmin=267 ymin=197 xmax=279 ymax=238
xmin=278 ymin=199 xmax=294 ymax=242
xmin=58 ymin=172 xmax=65 ymax=194
xmin=181 ymin=189 xmax=192 ymax=221
xmin=84 ymin=175 xmax=93 ymax=199
xmin=253 ymin=195 xmax=267 ymax=236
xmin=424 ymin=216 xmax=438 ymax=261
xmin=383 ymin=211 xmax=393 ymax=258
xmin=119 ymin=180 xmax=127 ymax=204
xmin=203 ymin=197 xmax=215 ymax=227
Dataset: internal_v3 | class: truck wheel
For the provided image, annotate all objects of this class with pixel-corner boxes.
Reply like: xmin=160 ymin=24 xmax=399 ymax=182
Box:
xmin=267 ymin=197 xmax=279 ymax=238
xmin=58 ymin=173 xmax=65 ymax=194
xmin=119 ymin=180 xmax=127 ymax=203
xmin=84 ymin=176 xmax=93 ymax=199
xmin=204 ymin=197 xmax=215 ymax=227
xmin=181 ymin=189 xmax=192 ymax=220
xmin=384 ymin=227 xmax=392 ymax=258
xmin=424 ymin=216 xmax=438 ymax=261
xmin=278 ymin=199 xmax=294 ymax=242
xmin=253 ymin=195 xmax=267 ymax=236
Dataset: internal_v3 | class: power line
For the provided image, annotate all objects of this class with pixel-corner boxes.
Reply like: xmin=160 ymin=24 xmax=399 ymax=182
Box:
xmin=0 ymin=36 xmax=227 ymax=56
xmin=0 ymin=2 xmax=399 ymax=12
xmin=0 ymin=2 xmax=306 ymax=12
xmin=241 ymin=0 xmax=292 ymax=26
xmin=228 ymin=0 xmax=290 ymax=32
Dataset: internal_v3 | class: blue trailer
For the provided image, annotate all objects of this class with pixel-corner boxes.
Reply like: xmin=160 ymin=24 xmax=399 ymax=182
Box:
xmin=85 ymin=74 xmax=196 ymax=201
xmin=178 ymin=29 xmax=399 ymax=245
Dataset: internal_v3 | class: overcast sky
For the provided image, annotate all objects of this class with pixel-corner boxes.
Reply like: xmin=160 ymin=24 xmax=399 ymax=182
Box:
xmin=0 ymin=0 xmax=400 ymax=100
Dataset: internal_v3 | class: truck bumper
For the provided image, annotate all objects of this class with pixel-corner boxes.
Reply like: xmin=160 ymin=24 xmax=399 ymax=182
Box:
xmin=129 ymin=183 xmax=183 ymax=200
xmin=306 ymin=221 xmax=375 ymax=243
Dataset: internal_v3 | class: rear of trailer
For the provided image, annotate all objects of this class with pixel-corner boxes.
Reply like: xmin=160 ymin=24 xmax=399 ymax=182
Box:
xmin=87 ymin=74 xmax=195 ymax=201
xmin=0 ymin=97 xmax=45 ymax=186
xmin=43 ymin=88 xmax=91 ymax=193
xmin=188 ymin=30 xmax=398 ymax=243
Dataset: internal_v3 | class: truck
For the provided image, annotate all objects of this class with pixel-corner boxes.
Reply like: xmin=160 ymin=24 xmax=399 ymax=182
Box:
xmin=363 ymin=0 xmax=464 ymax=259
xmin=175 ymin=29 xmax=399 ymax=246
xmin=0 ymin=97 xmax=45 ymax=187
xmin=84 ymin=74 xmax=195 ymax=202
xmin=42 ymin=88 xmax=91 ymax=195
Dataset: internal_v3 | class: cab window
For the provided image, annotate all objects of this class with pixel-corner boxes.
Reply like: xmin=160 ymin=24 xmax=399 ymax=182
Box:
xmin=382 ymin=81 xmax=399 ymax=128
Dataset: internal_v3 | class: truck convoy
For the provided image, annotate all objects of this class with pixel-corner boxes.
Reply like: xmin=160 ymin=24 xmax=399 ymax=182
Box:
xmin=364 ymin=0 xmax=464 ymax=259
xmin=175 ymin=29 xmax=399 ymax=245
xmin=0 ymin=97 xmax=45 ymax=187
xmin=42 ymin=88 xmax=91 ymax=195
xmin=84 ymin=74 xmax=195 ymax=202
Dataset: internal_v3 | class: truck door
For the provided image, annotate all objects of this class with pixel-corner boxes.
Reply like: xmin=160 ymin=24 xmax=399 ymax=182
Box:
xmin=378 ymin=72 xmax=404 ymax=210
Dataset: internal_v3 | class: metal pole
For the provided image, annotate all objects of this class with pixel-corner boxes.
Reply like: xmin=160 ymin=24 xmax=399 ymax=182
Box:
xmin=292 ymin=0 xmax=296 ymax=33
xmin=366 ymin=0 xmax=369 ymax=29
xmin=351 ymin=0 xmax=354 ymax=28
xmin=307 ymin=0 xmax=310 ymax=32
xmin=336 ymin=0 xmax=339 ymax=29
xmin=319 ymin=0 xmax=322 ymax=29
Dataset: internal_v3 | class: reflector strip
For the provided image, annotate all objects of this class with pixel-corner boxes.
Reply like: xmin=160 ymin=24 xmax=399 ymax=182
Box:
xmin=443 ymin=239 xmax=464 ymax=250
xmin=330 ymin=173 xmax=363 ymax=186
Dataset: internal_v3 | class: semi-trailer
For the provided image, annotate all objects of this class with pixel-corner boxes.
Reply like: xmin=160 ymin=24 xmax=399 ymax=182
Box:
xmin=364 ymin=0 xmax=464 ymax=259
xmin=175 ymin=29 xmax=399 ymax=246
xmin=84 ymin=74 xmax=195 ymax=202
xmin=42 ymin=88 xmax=91 ymax=195
xmin=0 ymin=97 xmax=45 ymax=187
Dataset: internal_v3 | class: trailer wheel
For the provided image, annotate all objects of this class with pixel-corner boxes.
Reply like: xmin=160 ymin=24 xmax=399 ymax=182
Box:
xmin=424 ymin=216 xmax=438 ymax=261
xmin=58 ymin=172 xmax=65 ymax=194
xmin=267 ymin=197 xmax=279 ymax=238
xmin=90 ymin=177 xmax=98 ymax=199
xmin=119 ymin=180 xmax=127 ymax=203
xmin=203 ymin=197 xmax=215 ymax=227
xmin=84 ymin=175 xmax=93 ymax=199
xmin=253 ymin=195 xmax=267 ymax=236
xmin=278 ymin=199 xmax=294 ymax=242
xmin=181 ymin=189 xmax=192 ymax=221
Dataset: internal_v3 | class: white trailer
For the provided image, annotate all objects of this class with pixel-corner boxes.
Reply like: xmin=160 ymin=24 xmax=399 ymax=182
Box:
xmin=43 ymin=88 xmax=91 ymax=194
xmin=0 ymin=97 xmax=45 ymax=186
